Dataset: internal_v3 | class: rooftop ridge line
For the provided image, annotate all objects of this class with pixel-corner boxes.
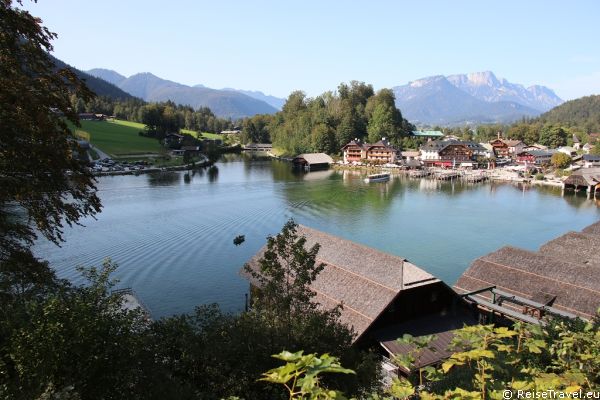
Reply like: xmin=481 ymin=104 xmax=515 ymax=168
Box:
xmin=315 ymin=257 xmax=400 ymax=294
xmin=475 ymin=258 xmax=600 ymax=295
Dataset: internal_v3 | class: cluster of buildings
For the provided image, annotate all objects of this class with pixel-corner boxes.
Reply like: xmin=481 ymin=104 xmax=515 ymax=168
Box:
xmin=242 ymin=221 xmax=600 ymax=380
xmin=340 ymin=131 xmax=599 ymax=169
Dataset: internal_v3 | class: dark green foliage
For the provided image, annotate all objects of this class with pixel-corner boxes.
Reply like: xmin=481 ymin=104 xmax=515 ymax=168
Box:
xmin=241 ymin=113 xmax=272 ymax=144
xmin=538 ymin=95 xmax=600 ymax=133
xmin=264 ymin=82 xmax=414 ymax=155
xmin=539 ymin=125 xmax=568 ymax=148
xmin=0 ymin=0 xmax=101 ymax=253
xmin=50 ymin=56 xmax=134 ymax=101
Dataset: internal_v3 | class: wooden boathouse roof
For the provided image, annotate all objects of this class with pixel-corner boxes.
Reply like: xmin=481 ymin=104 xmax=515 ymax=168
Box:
xmin=243 ymin=225 xmax=440 ymax=341
xmin=454 ymin=221 xmax=600 ymax=320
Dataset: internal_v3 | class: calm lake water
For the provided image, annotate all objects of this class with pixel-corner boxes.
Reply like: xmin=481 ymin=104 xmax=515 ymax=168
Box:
xmin=33 ymin=154 xmax=600 ymax=318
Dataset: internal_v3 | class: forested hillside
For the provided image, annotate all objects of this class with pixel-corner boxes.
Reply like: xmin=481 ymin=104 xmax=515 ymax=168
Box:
xmin=537 ymin=95 xmax=600 ymax=133
xmin=51 ymin=56 xmax=135 ymax=101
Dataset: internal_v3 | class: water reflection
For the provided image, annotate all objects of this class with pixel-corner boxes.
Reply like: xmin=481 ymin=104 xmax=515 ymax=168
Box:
xmin=147 ymin=171 xmax=180 ymax=186
xmin=207 ymin=165 xmax=219 ymax=182
xmin=32 ymin=154 xmax=599 ymax=319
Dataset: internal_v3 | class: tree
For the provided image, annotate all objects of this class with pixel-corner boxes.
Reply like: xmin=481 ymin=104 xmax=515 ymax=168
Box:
xmin=0 ymin=0 xmax=101 ymax=275
xmin=3 ymin=260 xmax=150 ymax=400
xmin=539 ymin=125 xmax=568 ymax=148
xmin=244 ymin=219 xmax=325 ymax=329
xmin=551 ymin=152 xmax=571 ymax=169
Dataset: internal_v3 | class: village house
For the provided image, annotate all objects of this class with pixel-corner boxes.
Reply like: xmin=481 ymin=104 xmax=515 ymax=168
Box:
xmin=419 ymin=140 xmax=474 ymax=167
xmin=242 ymin=225 xmax=476 ymax=377
xmin=583 ymin=154 xmax=600 ymax=168
xmin=522 ymin=143 xmax=548 ymax=152
xmin=489 ymin=138 xmax=509 ymax=157
xmin=504 ymin=139 xmax=525 ymax=156
xmin=558 ymin=146 xmax=577 ymax=157
xmin=454 ymin=220 xmax=600 ymax=324
xmin=341 ymin=138 xmax=400 ymax=164
xmin=489 ymin=138 xmax=525 ymax=158
xmin=516 ymin=149 xmax=557 ymax=165
xmin=583 ymin=143 xmax=595 ymax=154
xmin=163 ymin=133 xmax=184 ymax=147
xmin=573 ymin=134 xmax=581 ymax=150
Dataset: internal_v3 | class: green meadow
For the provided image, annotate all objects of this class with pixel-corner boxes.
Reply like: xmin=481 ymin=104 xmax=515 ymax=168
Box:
xmin=77 ymin=120 xmax=161 ymax=157
xmin=76 ymin=119 xmax=222 ymax=157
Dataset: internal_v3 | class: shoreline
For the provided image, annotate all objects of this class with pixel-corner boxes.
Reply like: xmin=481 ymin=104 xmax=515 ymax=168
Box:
xmin=331 ymin=163 xmax=568 ymax=189
xmin=94 ymin=159 xmax=213 ymax=177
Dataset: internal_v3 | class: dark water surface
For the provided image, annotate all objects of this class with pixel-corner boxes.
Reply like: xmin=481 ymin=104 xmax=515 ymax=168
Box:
xmin=33 ymin=155 xmax=600 ymax=318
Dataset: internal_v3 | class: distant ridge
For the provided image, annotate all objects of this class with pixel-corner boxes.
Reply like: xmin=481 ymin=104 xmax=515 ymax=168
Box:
xmin=86 ymin=69 xmax=278 ymax=119
xmin=392 ymin=72 xmax=563 ymax=125
xmin=219 ymin=87 xmax=285 ymax=110
xmin=51 ymin=58 xmax=135 ymax=101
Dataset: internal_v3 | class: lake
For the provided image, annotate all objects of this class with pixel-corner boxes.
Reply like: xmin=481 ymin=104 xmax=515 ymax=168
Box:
xmin=33 ymin=154 xmax=600 ymax=318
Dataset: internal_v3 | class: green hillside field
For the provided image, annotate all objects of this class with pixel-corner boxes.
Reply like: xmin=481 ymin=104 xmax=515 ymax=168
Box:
xmin=76 ymin=119 xmax=222 ymax=157
xmin=77 ymin=120 xmax=161 ymax=157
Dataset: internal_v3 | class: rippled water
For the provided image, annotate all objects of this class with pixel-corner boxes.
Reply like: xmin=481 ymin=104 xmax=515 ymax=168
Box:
xmin=33 ymin=154 xmax=600 ymax=318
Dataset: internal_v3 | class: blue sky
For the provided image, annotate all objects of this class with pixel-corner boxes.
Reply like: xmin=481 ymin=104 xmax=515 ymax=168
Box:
xmin=21 ymin=0 xmax=600 ymax=100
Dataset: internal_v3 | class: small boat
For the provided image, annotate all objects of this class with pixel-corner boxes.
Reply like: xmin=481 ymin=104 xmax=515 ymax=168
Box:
xmin=364 ymin=173 xmax=390 ymax=183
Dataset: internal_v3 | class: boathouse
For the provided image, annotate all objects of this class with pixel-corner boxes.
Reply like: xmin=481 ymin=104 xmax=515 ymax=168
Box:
xmin=243 ymin=225 xmax=477 ymax=375
xmin=563 ymin=168 xmax=600 ymax=195
xmin=454 ymin=221 xmax=600 ymax=323
xmin=292 ymin=153 xmax=333 ymax=171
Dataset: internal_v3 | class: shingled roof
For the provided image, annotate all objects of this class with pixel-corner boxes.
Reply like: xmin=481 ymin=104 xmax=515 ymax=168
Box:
xmin=293 ymin=153 xmax=333 ymax=165
xmin=243 ymin=225 xmax=440 ymax=341
xmin=454 ymin=221 xmax=600 ymax=320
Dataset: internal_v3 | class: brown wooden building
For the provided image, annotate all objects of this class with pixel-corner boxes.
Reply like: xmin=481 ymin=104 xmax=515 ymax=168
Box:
xmin=243 ymin=225 xmax=476 ymax=376
xmin=454 ymin=221 xmax=600 ymax=323
xmin=489 ymin=138 xmax=509 ymax=157
xmin=342 ymin=138 xmax=400 ymax=164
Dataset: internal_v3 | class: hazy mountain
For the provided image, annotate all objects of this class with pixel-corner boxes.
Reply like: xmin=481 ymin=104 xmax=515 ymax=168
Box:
xmin=86 ymin=68 xmax=127 ymax=86
xmin=86 ymin=69 xmax=278 ymax=119
xmin=446 ymin=71 xmax=563 ymax=111
xmin=50 ymin=58 xmax=135 ymax=101
xmin=393 ymin=75 xmax=541 ymax=125
xmin=219 ymin=88 xmax=285 ymax=110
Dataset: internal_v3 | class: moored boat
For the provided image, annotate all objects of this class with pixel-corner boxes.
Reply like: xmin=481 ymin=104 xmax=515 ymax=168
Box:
xmin=364 ymin=172 xmax=391 ymax=183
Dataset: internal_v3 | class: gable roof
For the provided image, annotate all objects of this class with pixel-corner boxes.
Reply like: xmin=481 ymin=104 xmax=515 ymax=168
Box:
xmin=454 ymin=221 xmax=600 ymax=320
xmin=503 ymin=139 xmax=524 ymax=147
xmin=583 ymin=154 xmax=600 ymax=162
xmin=243 ymin=225 xmax=439 ymax=340
xmin=563 ymin=168 xmax=600 ymax=186
xmin=293 ymin=153 xmax=333 ymax=165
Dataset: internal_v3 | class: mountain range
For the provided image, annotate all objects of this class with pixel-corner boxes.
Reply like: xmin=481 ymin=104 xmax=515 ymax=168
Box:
xmin=392 ymin=71 xmax=563 ymax=125
xmin=84 ymin=66 xmax=564 ymax=125
xmin=51 ymin=58 xmax=135 ymax=101
xmin=87 ymin=68 xmax=279 ymax=119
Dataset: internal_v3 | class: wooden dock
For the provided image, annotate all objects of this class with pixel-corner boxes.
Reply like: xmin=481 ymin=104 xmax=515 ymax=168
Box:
xmin=408 ymin=169 xmax=431 ymax=178
xmin=433 ymin=170 xmax=461 ymax=180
